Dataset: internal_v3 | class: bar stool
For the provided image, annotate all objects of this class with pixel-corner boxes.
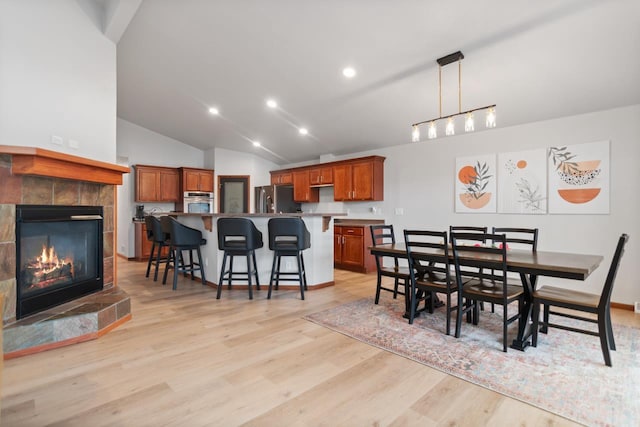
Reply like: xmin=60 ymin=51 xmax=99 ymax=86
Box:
xmin=161 ymin=216 xmax=207 ymax=290
xmin=216 ymin=218 xmax=263 ymax=299
xmin=267 ymin=217 xmax=310 ymax=300
xmin=144 ymin=216 xmax=170 ymax=281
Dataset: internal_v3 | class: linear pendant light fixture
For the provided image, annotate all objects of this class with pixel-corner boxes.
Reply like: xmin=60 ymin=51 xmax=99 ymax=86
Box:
xmin=411 ymin=51 xmax=496 ymax=142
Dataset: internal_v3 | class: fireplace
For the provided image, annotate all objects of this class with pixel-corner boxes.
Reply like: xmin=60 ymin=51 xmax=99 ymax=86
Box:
xmin=15 ymin=205 xmax=104 ymax=319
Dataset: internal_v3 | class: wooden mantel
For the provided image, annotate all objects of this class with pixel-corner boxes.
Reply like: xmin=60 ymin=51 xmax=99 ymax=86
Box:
xmin=0 ymin=146 xmax=130 ymax=185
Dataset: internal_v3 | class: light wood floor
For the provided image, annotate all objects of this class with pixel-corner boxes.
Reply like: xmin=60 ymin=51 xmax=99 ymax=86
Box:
xmin=2 ymin=259 xmax=638 ymax=426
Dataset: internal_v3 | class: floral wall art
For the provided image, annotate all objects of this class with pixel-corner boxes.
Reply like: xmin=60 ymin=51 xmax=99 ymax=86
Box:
xmin=455 ymin=154 xmax=496 ymax=213
xmin=497 ymin=149 xmax=547 ymax=214
xmin=547 ymin=140 xmax=610 ymax=214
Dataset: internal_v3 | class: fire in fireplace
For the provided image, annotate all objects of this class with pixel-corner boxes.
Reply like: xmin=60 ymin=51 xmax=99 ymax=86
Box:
xmin=16 ymin=205 xmax=104 ymax=319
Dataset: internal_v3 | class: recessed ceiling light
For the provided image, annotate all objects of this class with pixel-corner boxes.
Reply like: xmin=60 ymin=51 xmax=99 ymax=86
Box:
xmin=252 ymin=140 xmax=261 ymax=147
xmin=208 ymin=107 xmax=219 ymax=115
xmin=299 ymin=127 xmax=308 ymax=135
xmin=266 ymin=99 xmax=278 ymax=109
xmin=342 ymin=67 xmax=356 ymax=78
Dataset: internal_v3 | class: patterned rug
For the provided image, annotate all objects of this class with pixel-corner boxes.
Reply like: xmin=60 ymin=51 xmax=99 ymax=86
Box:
xmin=304 ymin=297 xmax=640 ymax=427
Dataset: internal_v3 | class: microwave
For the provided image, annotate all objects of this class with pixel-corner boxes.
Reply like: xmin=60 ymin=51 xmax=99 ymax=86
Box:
xmin=183 ymin=191 xmax=214 ymax=213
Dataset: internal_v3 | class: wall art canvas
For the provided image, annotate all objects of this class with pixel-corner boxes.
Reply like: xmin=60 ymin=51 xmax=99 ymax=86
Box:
xmin=455 ymin=154 xmax=497 ymax=213
xmin=497 ymin=149 xmax=547 ymax=214
xmin=548 ymin=140 xmax=610 ymax=214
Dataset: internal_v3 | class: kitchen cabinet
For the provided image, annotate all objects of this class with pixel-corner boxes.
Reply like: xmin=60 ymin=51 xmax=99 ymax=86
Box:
xmin=334 ymin=225 xmax=376 ymax=273
xmin=180 ymin=167 xmax=214 ymax=192
xmin=271 ymin=170 xmax=293 ymax=185
xmin=135 ymin=165 xmax=179 ymax=202
xmin=333 ymin=157 xmax=384 ymax=201
xmin=292 ymin=170 xmax=319 ymax=203
xmin=309 ymin=166 xmax=333 ymax=186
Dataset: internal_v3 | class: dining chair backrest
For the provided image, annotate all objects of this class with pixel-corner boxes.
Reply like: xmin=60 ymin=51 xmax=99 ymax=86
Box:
xmin=370 ymin=224 xmax=399 ymax=268
xmin=450 ymin=232 xmax=508 ymax=289
xmin=449 ymin=226 xmax=488 ymax=243
xmin=492 ymin=227 xmax=538 ymax=251
xmin=599 ymin=233 xmax=628 ymax=309
xmin=403 ymin=229 xmax=451 ymax=285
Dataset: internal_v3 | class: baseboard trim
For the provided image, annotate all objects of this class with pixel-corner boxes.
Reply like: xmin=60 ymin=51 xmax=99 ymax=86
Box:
xmin=610 ymin=302 xmax=634 ymax=311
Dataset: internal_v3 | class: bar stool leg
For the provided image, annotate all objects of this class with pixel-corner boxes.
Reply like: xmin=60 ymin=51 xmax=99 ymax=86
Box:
xmin=228 ymin=255 xmax=235 ymax=289
xmin=297 ymin=252 xmax=305 ymax=300
xmin=162 ymin=247 xmax=174 ymax=285
xmin=172 ymin=248 xmax=181 ymax=290
xmin=300 ymin=253 xmax=308 ymax=290
xmin=146 ymin=242 xmax=156 ymax=278
xmin=268 ymin=252 xmax=278 ymax=299
xmin=217 ymin=252 xmax=228 ymax=299
xmin=197 ymin=247 xmax=206 ymax=285
xmin=246 ymin=253 xmax=253 ymax=300
xmin=153 ymin=243 xmax=164 ymax=281
xmin=252 ymin=251 xmax=260 ymax=290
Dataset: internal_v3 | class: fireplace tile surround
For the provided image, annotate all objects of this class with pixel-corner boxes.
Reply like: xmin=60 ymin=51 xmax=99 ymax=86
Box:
xmin=0 ymin=150 xmax=130 ymax=357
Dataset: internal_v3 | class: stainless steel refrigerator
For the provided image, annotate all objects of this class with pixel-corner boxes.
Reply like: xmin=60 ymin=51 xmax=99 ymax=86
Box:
xmin=255 ymin=185 xmax=301 ymax=213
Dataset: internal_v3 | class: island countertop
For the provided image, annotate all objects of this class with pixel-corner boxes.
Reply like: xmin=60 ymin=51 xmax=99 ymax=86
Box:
xmin=162 ymin=212 xmax=346 ymax=231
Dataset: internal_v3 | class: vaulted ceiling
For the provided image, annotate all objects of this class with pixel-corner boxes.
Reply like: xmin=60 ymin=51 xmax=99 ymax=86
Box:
xmin=116 ymin=0 xmax=640 ymax=165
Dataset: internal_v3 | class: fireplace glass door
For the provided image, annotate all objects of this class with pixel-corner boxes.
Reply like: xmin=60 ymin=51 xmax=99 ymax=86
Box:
xmin=16 ymin=205 xmax=103 ymax=319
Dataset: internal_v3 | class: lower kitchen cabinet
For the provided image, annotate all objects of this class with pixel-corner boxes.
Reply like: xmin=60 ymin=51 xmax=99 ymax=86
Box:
xmin=334 ymin=224 xmax=376 ymax=273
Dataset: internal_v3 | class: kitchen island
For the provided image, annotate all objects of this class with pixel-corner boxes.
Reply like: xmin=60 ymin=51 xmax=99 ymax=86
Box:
xmin=164 ymin=213 xmax=345 ymax=291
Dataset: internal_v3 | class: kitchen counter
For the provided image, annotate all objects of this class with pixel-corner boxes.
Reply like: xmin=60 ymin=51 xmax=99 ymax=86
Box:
xmin=163 ymin=212 xmax=346 ymax=232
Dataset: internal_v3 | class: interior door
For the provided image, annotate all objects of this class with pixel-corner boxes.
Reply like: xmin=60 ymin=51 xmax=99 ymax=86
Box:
xmin=218 ymin=175 xmax=250 ymax=213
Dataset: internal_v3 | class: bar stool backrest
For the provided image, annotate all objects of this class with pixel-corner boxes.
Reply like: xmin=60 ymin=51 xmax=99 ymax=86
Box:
xmin=162 ymin=216 xmax=203 ymax=247
xmin=268 ymin=217 xmax=310 ymax=251
xmin=217 ymin=217 xmax=264 ymax=250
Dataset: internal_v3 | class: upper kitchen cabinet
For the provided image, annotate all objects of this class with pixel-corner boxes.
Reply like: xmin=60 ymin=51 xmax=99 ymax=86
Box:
xmin=292 ymin=170 xmax=319 ymax=203
xmin=333 ymin=156 xmax=384 ymax=201
xmin=270 ymin=170 xmax=293 ymax=185
xmin=309 ymin=165 xmax=333 ymax=186
xmin=180 ymin=167 xmax=214 ymax=192
xmin=134 ymin=165 xmax=180 ymax=202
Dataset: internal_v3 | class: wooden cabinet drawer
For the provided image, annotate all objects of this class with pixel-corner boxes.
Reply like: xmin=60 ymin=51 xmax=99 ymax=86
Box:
xmin=341 ymin=226 xmax=363 ymax=236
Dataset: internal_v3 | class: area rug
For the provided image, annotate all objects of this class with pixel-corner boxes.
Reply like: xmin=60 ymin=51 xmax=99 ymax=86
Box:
xmin=304 ymin=297 xmax=640 ymax=427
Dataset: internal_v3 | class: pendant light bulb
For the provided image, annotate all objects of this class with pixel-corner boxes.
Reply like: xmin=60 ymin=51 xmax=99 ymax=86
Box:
xmin=445 ymin=117 xmax=455 ymax=136
xmin=465 ymin=112 xmax=475 ymax=132
xmin=411 ymin=125 xmax=420 ymax=142
xmin=427 ymin=121 xmax=437 ymax=139
xmin=486 ymin=107 xmax=496 ymax=128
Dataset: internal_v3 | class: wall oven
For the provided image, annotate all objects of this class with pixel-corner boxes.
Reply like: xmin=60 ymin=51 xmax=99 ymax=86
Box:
xmin=183 ymin=191 xmax=214 ymax=213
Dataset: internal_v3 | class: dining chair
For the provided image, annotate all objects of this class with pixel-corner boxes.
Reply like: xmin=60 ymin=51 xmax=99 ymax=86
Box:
xmin=144 ymin=215 xmax=170 ymax=282
xmin=450 ymin=225 xmax=490 ymax=311
xmin=370 ymin=225 xmax=410 ymax=304
xmin=491 ymin=227 xmax=538 ymax=251
xmin=451 ymin=232 xmax=525 ymax=352
xmin=404 ymin=230 xmax=460 ymax=335
xmin=532 ymin=234 xmax=628 ymax=366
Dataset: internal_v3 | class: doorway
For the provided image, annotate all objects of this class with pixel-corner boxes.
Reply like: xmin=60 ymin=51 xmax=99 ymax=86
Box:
xmin=218 ymin=175 xmax=250 ymax=213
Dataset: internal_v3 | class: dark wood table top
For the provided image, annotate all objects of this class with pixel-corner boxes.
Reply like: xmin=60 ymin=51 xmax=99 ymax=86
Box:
xmin=370 ymin=243 xmax=604 ymax=281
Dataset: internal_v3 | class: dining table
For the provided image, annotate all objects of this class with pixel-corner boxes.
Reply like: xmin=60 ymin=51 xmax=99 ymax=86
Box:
xmin=369 ymin=243 xmax=604 ymax=351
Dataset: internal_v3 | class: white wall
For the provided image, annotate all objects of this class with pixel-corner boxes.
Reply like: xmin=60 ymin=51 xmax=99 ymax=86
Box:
xmin=116 ymin=118 xmax=206 ymax=257
xmin=0 ymin=0 xmax=116 ymax=162
xmin=304 ymin=105 xmax=640 ymax=305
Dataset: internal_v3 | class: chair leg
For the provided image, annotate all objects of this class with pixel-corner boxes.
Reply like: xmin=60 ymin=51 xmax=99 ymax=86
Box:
xmin=300 ymin=253 xmax=308 ymax=291
xmin=541 ymin=304 xmax=550 ymax=334
xmin=196 ymin=247 xmax=206 ymax=285
xmin=275 ymin=256 xmax=282 ymax=290
xmin=172 ymin=248 xmax=181 ymax=290
xmin=268 ymin=252 xmax=278 ymax=299
xmin=162 ymin=247 xmax=174 ymax=285
xmin=531 ymin=301 xmax=539 ymax=347
xmin=445 ymin=292 xmax=451 ymax=336
xmin=153 ymin=243 xmax=164 ymax=281
xmin=605 ymin=307 xmax=616 ymax=350
xmin=296 ymin=252 xmax=305 ymax=300
xmin=246 ymin=253 xmax=253 ymax=300
xmin=408 ymin=280 xmax=417 ymax=325
xmin=228 ymin=256 xmax=235 ymax=289
xmin=597 ymin=313 xmax=613 ymax=367
xmin=252 ymin=251 xmax=260 ymax=290
xmin=374 ymin=273 xmax=382 ymax=304
xmin=393 ymin=277 xmax=399 ymax=299
xmin=455 ymin=294 xmax=465 ymax=338
xmin=217 ymin=252 xmax=228 ymax=299
xmin=502 ymin=303 xmax=508 ymax=352
xmin=189 ymin=250 xmax=195 ymax=280
xmin=145 ymin=242 xmax=156 ymax=278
